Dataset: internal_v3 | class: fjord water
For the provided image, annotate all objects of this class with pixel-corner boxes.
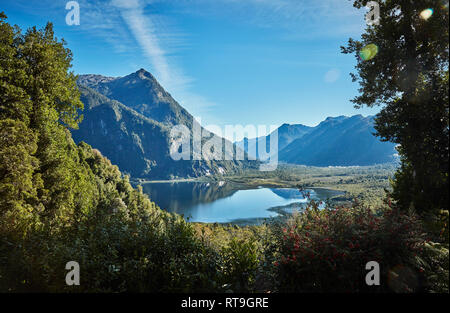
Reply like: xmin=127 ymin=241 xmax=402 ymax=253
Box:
xmin=141 ymin=182 xmax=342 ymax=224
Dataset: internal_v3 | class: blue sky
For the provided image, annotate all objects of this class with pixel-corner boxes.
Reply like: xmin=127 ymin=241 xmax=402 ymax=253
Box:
xmin=2 ymin=0 xmax=380 ymax=138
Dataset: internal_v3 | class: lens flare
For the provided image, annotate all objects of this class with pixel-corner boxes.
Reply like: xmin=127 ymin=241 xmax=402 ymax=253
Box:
xmin=359 ymin=44 xmax=379 ymax=61
xmin=419 ymin=8 xmax=434 ymax=20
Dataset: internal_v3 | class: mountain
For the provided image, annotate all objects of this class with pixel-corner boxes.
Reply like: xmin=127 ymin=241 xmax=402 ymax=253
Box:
xmin=236 ymin=123 xmax=313 ymax=159
xmin=237 ymin=115 xmax=397 ymax=166
xmin=278 ymin=115 xmax=398 ymax=166
xmin=73 ymin=70 xmax=257 ymax=179
xmin=74 ymin=70 xmax=395 ymax=176
xmin=77 ymin=69 xmax=192 ymax=127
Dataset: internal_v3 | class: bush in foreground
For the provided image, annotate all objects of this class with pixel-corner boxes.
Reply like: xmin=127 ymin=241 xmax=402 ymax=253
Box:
xmin=271 ymin=201 xmax=431 ymax=292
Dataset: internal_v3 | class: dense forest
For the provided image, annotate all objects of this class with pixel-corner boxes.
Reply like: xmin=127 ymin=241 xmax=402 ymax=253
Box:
xmin=0 ymin=0 xmax=448 ymax=293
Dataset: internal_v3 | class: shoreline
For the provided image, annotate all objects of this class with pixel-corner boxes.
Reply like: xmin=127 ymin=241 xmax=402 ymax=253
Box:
xmin=133 ymin=176 xmax=347 ymax=195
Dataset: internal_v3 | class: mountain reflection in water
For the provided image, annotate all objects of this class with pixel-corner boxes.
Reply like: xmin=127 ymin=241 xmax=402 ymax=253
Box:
xmin=141 ymin=182 xmax=342 ymax=224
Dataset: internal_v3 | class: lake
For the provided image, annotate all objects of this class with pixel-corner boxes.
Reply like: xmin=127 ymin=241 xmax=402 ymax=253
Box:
xmin=141 ymin=181 xmax=343 ymax=225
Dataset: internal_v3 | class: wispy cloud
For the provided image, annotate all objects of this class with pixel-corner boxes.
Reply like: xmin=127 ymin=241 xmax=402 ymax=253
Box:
xmin=111 ymin=0 xmax=173 ymax=87
xmin=169 ymin=0 xmax=365 ymax=37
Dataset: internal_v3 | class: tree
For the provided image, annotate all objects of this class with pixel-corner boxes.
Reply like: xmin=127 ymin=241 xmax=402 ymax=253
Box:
xmin=0 ymin=119 xmax=40 ymax=238
xmin=0 ymin=12 xmax=92 ymax=228
xmin=342 ymin=1 xmax=449 ymax=226
xmin=0 ymin=13 xmax=221 ymax=292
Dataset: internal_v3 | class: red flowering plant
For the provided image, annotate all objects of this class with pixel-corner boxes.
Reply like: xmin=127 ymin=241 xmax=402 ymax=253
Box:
xmin=273 ymin=199 xmax=427 ymax=293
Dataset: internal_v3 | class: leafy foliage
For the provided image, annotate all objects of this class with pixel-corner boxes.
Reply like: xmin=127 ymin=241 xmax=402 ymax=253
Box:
xmin=0 ymin=13 xmax=220 ymax=293
xmin=342 ymin=0 xmax=449 ymax=232
xmin=272 ymin=202 xmax=429 ymax=292
xmin=220 ymin=238 xmax=260 ymax=292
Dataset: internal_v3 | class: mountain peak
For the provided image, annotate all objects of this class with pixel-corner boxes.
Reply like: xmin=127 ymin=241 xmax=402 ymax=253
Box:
xmin=324 ymin=114 xmax=367 ymax=121
xmin=325 ymin=115 xmax=347 ymax=121
xmin=133 ymin=68 xmax=156 ymax=80
xmin=77 ymin=68 xmax=192 ymax=126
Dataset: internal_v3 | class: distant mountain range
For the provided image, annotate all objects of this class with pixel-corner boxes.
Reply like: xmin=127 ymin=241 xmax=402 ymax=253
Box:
xmin=73 ymin=69 xmax=397 ymax=180
xmin=237 ymin=115 xmax=398 ymax=166
xmin=73 ymin=69 xmax=258 ymax=179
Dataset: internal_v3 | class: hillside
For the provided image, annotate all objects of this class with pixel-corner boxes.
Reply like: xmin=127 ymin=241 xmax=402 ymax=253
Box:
xmin=279 ymin=115 xmax=397 ymax=166
xmin=74 ymin=70 xmax=258 ymax=179
xmin=77 ymin=69 xmax=192 ymax=127
xmin=237 ymin=123 xmax=313 ymax=160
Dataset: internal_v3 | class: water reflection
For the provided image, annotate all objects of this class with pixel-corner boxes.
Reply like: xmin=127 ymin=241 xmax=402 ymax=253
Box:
xmin=141 ymin=182 xmax=343 ymax=224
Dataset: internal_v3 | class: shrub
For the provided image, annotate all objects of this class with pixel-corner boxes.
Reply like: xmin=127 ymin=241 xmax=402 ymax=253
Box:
xmin=0 ymin=144 xmax=222 ymax=293
xmin=273 ymin=201 xmax=427 ymax=292
xmin=220 ymin=238 xmax=260 ymax=292
xmin=415 ymin=242 xmax=449 ymax=293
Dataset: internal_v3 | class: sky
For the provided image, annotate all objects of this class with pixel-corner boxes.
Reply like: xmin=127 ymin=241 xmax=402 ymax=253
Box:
xmin=1 ymin=0 xmax=381 ymax=139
